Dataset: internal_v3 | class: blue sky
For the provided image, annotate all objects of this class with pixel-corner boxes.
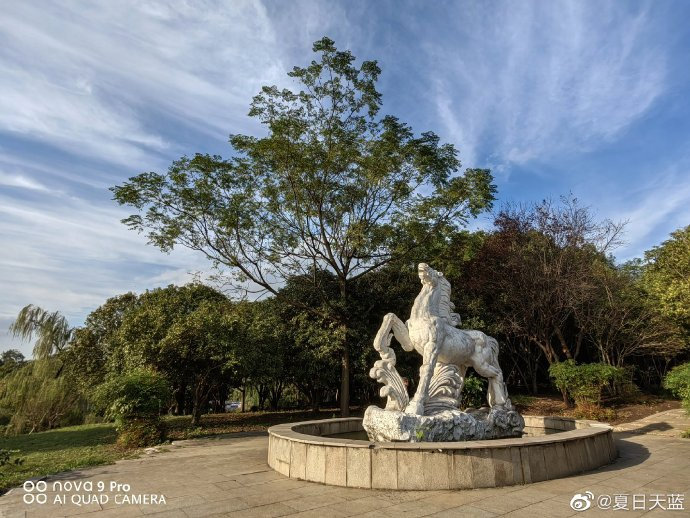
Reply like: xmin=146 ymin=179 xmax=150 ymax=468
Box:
xmin=1 ymin=1 xmax=689 ymax=357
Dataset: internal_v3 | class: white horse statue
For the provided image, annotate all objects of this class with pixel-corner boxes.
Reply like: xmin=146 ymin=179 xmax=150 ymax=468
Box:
xmin=374 ymin=263 xmax=511 ymax=416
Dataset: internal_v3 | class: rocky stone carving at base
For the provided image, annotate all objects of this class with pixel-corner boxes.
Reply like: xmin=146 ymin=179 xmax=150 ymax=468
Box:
xmin=363 ymin=405 xmax=525 ymax=442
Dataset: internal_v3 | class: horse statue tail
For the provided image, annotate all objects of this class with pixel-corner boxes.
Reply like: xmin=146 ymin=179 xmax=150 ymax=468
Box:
xmin=487 ymin=336 xmax=500 ymax=368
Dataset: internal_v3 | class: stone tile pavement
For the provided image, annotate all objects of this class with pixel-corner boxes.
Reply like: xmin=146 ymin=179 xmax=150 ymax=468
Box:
xmin=2 ymin=411 xmax=689 ymax=518
xmin=613 ymin=408 xmax=689 ymax=437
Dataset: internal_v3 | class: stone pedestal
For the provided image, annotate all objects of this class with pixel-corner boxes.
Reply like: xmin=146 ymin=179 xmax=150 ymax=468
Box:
xmin=363 ymin=405 xmax=525 ymax=442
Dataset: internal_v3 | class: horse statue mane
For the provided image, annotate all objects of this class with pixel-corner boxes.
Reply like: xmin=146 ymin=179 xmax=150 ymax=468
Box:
xmin=428 ymin=268 xmax=461 ymax=327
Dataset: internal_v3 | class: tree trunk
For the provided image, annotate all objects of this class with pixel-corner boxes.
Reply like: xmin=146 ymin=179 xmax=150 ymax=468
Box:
xmin=339 ymin=280 xmax=350 ymax=417
xmin=173 ymin=382 xmax=186 ymax=415
xmin=191 ymin=388 xmax=204 ymax=425
xmin=554 ymin=327 xmax=572 ymax=360
xmin=191 ymin=404 xmax=202 ymax=425
xmin=340 ymin=341 xmax=350 ymax=417
xmin=311 ymin=388 xmax=321 ymax=412
xmin=269 ymin=381 xmax=284 ymax=411
xmin=241 ymin=384 xmax=247 ymax=412
xmin=257 ymin=383 xmax=269 ymax=410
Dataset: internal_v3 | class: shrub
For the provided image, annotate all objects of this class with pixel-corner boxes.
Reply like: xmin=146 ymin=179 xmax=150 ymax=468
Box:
xmin=663 ymin=363 xmax=690 ymax=414
xmin=0 ymin=449 xmax=24 ymax=478
xmin=460 ymin=374 xmax=487 ymax=409
xmin=117 ymin=419 xmax=166 ymax=449
xmin=572 ymin=402 xmax=617 ymax=422
xmin=94 ymin=368 xmax=170 ymax=447
xmin=549 ymin=360 xmax=625 ymax=407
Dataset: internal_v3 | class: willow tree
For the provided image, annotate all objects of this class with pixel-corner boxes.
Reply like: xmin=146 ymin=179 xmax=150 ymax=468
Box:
xmin=2 ymin=306 xmax=81 ymax=433
xmin=9 ymin=304 xmax=73 ymax=360
xmin=112 ymin=37 xmax=495 ymax=415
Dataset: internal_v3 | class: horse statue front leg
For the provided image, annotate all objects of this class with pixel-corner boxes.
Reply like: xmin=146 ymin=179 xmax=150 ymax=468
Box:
xmin=404 ymin=323 xmax=441 ymax=415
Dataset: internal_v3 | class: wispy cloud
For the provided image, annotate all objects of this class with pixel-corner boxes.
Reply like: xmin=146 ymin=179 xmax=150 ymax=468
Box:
xmin=592 ymin=164 xmax=690 ymax=260
xmin=431 ymin=2 xmax=666 ymax=173
xmin=0 ymin=1 xmax=292 ymax=164
xmin=0 ymin=185 xmax=211 ymax=354
xmin=0 ymin=171 xmax=48 ymax=191
xmin=0 ymin=0 xmax=688 ymax=359
xmin=0 ymin=0 xmax=361 ymax=357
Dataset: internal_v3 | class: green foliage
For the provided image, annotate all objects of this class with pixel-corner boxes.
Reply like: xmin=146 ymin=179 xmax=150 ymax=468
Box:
xmin=0 ymin=359 xmax=85 ymax=434
xmin=0 ymin=448 xmax=24 ymax=472
xmin=0 ymin=349 xmax=25 ymax=379
xmin=62 ymin=293 xmax=138 ymax=392
xmin=94 ymin=368 xmax=170 ymax=421
xmin=663 ymin=363 xmax=690 ymax=413
xmin=643 ymin=225 xmax=690 ymax=333
xmin=549 ymin=360 xmax=625 ymax=406
xmin=0 ymin=349 xmax=25 ymax=366
xmin=9 ymin=305 xmax=73 ymax=359
xmin=109 ymin=284 xmax=238 ymax=424
xmin=460 ymin=374 xmax=486 ymax=408
xmin=112 ymin=37 xmax=495 ymax=413
xmin=94 ymin=368 xmax=170 ymax=447
xmin=111 ymin=38 xmax=493 ymax=285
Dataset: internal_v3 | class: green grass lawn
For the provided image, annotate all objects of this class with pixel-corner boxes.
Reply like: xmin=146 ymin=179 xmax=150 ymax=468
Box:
xmin=0 ymin=423 xmax=132 ymax=493
xmin=0 ymin=409 xmax=356 ymax=493
xmin=164 ymin=407 xmax=363 ymax=440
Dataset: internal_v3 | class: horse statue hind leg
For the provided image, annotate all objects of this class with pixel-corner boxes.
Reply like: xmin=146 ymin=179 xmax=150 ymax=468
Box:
xmin=469 ymin=334 xmax=511 ymax=409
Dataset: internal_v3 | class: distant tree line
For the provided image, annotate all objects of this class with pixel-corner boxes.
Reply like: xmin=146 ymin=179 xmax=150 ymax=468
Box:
xmin=1 ymin=203 xmax=687 ymax=434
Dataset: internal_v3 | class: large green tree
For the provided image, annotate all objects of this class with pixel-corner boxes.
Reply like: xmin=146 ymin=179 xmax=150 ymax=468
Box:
xmin=63 ymin=293 xmax=138 ymax=392
xmin=111 ymin=284 xmax=239 ymax=424
xmin=642 ymin=225 xmax=690 ymax=337
xmin=112 ymin=37 xmax=495 ymax=415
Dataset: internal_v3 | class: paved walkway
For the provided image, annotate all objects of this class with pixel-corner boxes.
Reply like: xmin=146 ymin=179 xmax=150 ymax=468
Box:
xmin=613 ymin=408 xmax=689 ymax=437
xmin=2 ymin=411 xmax=689 ymax=518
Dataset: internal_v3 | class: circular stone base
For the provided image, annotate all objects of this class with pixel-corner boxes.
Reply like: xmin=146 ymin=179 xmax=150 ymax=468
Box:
xmin=267 ymin=416 xmax=616 ymax=490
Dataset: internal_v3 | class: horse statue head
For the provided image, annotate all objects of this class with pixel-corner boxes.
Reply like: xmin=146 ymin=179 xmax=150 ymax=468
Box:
xmin=415 ymin=263 xmax=461 ymax=326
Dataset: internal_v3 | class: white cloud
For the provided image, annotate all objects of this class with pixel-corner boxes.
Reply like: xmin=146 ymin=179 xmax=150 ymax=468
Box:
xmin=594 ymin=166 xmax=690 ymax=261
xmin=0 ymin=1 xmax=291 ymax=164
xmin=0 ymin=171 xmax=48 ymax=191
xmin=431 ymin=2 xmax=666 ymax=173
xmin=0 ymin=187 xmax=211 ymax=324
